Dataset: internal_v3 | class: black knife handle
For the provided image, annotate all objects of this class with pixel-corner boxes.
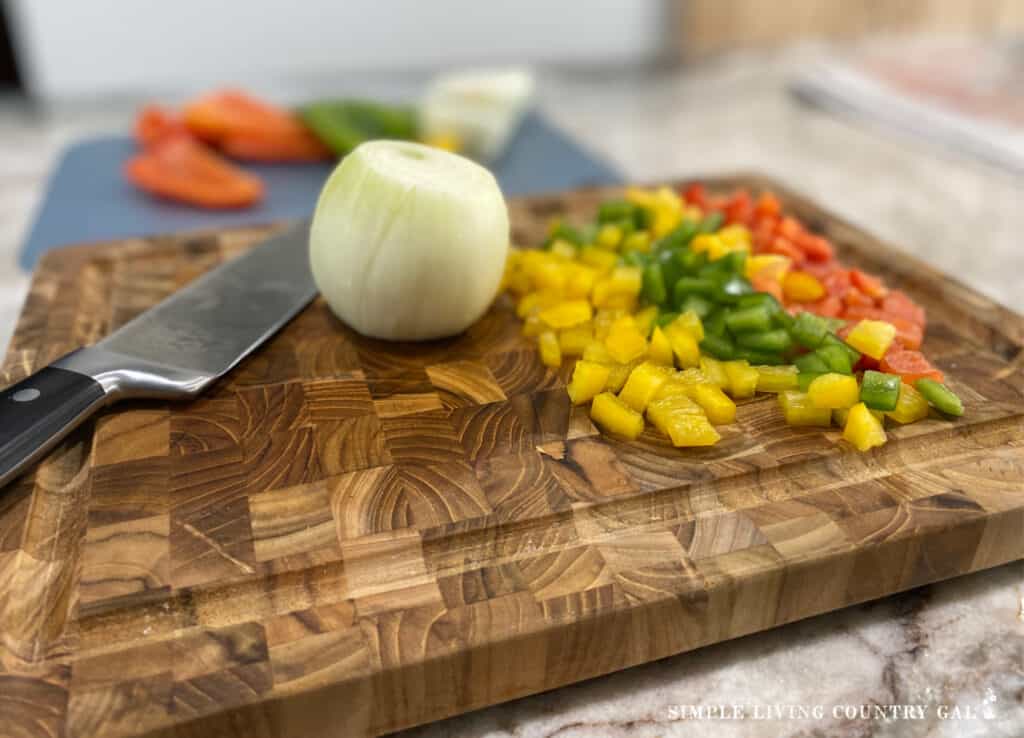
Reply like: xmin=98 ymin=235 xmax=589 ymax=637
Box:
xmin=0 ymin=366 xmax=108 ymax=490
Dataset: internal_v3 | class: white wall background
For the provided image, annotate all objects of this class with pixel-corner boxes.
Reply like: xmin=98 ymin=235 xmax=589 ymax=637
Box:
xmin=8 ymin=0 xmax=672 ymax=100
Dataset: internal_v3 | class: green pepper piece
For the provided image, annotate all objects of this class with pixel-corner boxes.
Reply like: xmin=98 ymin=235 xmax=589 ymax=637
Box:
xmin=860 ymin=371 xmax=900 ymax=412
xmin=715 ymin=275 xmax=755 ymax=304
xmin=915 ymin=379 xmax=964 ymax=416
xmin=736 ymin=292 xmax=782 ymax=314
xmin=794 ymin=352 xmax=830 ymax=374
xmin=773 ymin=310 xmax=795 ymax=331
xmin=655 ymin=310 xmax=680 ymax=327
xmin=623 ymin=251 xmax=649 ymax=269
xmin=699 ymin=333 xmax=737 ymax=360
xmin=548 ymin=221 xmax=584 ymax=247
xmin=722 ymin=250 xmax=747 ymax=276
xmin=697 ymin=211 xmax=724 ymax=233
xmin=797 ymin=372 xmax=824 ymax=392
xmin=821 ymin=334 xmax=861 ymax=365
xmin=815 ymin=343 xmax=853 ymax=375
xmin=791 ymin=311 xmax=830 ymax=349
xmin=642 ymin=262 xmax=668 ymax=306
xmin=300 ymin=99 xmax=417 ymax=156
xmin=676 ymin=247 xmax=707 ymax=275
xmin=724 ymin=305 xmax=773 ymax=334
xmin=736 ymin=349 xmax=786 ymax=365
xmin=597 ymin=200 xmax=635 ymax=224
xmin=703 ymin=308 xmax=727 ymax=337
xmin=656 ymin=218 xmax=699 ymax=251
xmin=736 ymin=329 xmax=792 ymax=353
xmin=678 ymin=294 xmax=714 ymax=319
xmin=652 ymin=247 xmax=681 ymax=290
xmin=673 ymin=277 xmax=718 ymax=305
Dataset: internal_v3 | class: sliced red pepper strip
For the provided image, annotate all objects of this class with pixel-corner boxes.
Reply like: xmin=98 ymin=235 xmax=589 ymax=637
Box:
xmin=219 ymin=129 xmax=332 ymax=162
xmin=795 ymin=233 xmax=835 ymax=262
xmin=124 ymin=136 xmax=263 ymax=209
xmin=183 ymin=89 xmax=330 ymax=161
xmin=882 ymin=290 xmax=926 ymax=327
xmin=850 ymin=268 xmax=888 ymax=300
xmin=683 ymin=182 xmax=708 ymax=209
xmin=135 ymin=105 xmax=190 ymax=148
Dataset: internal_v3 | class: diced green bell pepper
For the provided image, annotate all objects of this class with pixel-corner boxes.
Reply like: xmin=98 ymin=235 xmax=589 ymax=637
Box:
xmin=725 ymin=305 xmax=773 ymax=334
xmin=860 ymin=371 xmax=900 ymax=411
xmin=915 ymin=379 xmax=964 ymax=416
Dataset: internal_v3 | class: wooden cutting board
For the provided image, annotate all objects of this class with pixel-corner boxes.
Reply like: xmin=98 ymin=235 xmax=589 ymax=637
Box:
xmin=1 ymin=175 xmax=1022 ymax=738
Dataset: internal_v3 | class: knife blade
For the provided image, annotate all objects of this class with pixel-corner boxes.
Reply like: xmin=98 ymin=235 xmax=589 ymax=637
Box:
xmin=0 ymin=222 xmax=317 ymax=490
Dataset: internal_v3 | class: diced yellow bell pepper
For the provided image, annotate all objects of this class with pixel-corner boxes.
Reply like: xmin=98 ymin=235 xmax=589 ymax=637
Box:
xmin=621 ymin=231 xmax=651 ymax=254
xmin=605 ymin=360 xmax=639 ymax=393
xmin=844 ymin=319 xmax=897 ymax=360
xmin=843 ymin=402 xmax=887 ymax=451
xmin=579 ymin=246 xmax=618 ymax=274
xmin=605 ymin=316 xmax=648 ymax=364
xmin=807 ymin=373 xmax=860 ymax=409
xmin=655 ymin=369 xmax=707 ymax=401
xmin=648 ymin=326 xmax=674 ymax=365
xmin=755 ymin=364 xmax=799 ymax=393
xmin=538 ymin=330 xmax=562 ymax=368
xmin=567 ymin=360 xmax=611 ymax=405
xmin=782 ymin=271 xmax=826 ymax=303
xmin=646 ymin=394 xmax=704 ymax=436
xmin=596 ymin=223 xmax=623 ymax=250
xmin=778 ymin=391 xmax=832 ymax=426
xmin=522 ymin=313 xmax=545 ymax=337
xmin=592 ymin=268 xmax=641 ymax=308
xmin=549 ymin=239 xmax=577 ymax=260
xmin=504 ymin=269 xmax=532 ymax=296
xmin=539 ymin=300 xmax=593 ymax=330
xmin=559 ymin=323 xmax=594 ymax=356
xmin=618 ymin=361 xmax=673 ymax=412
xmin=745 ymin=254 xmax=791 ymax=282
xmin=690 ymin=234 xmax=719 ymax=255
xmin=565 ymin=264 xmax=598 ymax=299
xmin=516 ymin=290 xmax=559 ymax=318
xmin=583 ymin=340 xmax=614 ymax=364
xmin=723 ymin=360 xmax=760 ymax=399
xmin=833 ymin=406 xmax=884 ymax=429
xmin=691 ymin=384 xmax=737 ymax=425
xmin=651 ymin=207 xmax=681 ymax=239
xmin=666 ymin=328 xmax=700 ymax=368
xmin=664 ymin=413 xmax=721 ymax=447
xmin=625 ymin=186 xmax=657 ymax=209
xmin=527 ymin=260 xmax=567 ymax=293
xmin=719 ymin=224 xmax=752 ymax=249
xmin=633 ymin=305 xmax=659 ymax=338
xmin=885 ymin=383 xmax=930 ymax=424
xmin=671 ymin=310 xmax=705 ymax=342
xmin=593 ymin=308 xmax=627 ymax=340
xmin=590 ymin=392 xmax=644 ymax=439
xmin=609 ymin=266 xmax=642 ymax=294
xmin=698 ymin=356 xmax=729 ymax=388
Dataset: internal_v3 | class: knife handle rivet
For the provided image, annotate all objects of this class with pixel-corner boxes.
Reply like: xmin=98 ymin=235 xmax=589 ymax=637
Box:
xmin=12 ymin=389 xmax=41 ymax=403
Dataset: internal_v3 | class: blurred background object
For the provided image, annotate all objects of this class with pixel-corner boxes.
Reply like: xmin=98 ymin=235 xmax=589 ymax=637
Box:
xmin=678 ymin=0 xmax=1024 ymax=58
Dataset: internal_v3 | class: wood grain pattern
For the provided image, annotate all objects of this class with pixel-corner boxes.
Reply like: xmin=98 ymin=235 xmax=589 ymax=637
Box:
xmin=1 ymin=177 xmax=1023 ymax=737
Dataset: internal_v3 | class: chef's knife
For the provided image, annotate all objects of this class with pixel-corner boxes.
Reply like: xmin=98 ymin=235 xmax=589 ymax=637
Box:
xmin=0 ymin=222 xmax=317 ymax=490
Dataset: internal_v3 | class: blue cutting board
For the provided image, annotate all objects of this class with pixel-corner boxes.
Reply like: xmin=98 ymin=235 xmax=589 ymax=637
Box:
xmin=20 ymin=112 xmax=621 ymax=269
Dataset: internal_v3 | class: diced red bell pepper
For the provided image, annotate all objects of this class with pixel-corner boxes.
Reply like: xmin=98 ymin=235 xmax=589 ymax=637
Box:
xmin=683 ymin=182 xmax=708 ymax=209
xmin=806 ymin=294 xmax=843 ymax=318
xmin=777 ymin=216 xmax=803 ymax=241
xmin=755 ymin=192 xmax=781 ymax=218
xmin=821 ymin=268 xmax=852 ymax=298
xmin=882 ymin=290 xmax=926 ymax=327
xmin=880 ymin=346 xmax=944 ymax=384
xmin=751 ymin=273 xmax=784 ymax=303
xmin=124 ymin=136 xmax=264 ymax=209
xmin=219 ymin=129 xmax=332 ymax=162
xmin=723 ymin=189 xmax=753 ymax=225
xmin=767 ymin=235 xmax=805 ymax=265
xmin=843 ymin=287 xmax=876 ymax=309
xmin=135 ymin=105 xmax=190 ymax=148
xmin=850 ymin=269 xmax=888 ymax=300
xmin=795 ymin=233 xmax=835 ymax=262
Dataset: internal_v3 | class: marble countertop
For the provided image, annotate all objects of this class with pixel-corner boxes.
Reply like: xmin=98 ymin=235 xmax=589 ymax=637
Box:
xmin=0 ymin=47 xmax=1022 ymax=737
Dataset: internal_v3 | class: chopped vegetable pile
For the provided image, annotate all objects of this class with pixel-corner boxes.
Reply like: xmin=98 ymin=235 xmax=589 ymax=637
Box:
xmin=501 ymin=184 xmax=963 ymax=452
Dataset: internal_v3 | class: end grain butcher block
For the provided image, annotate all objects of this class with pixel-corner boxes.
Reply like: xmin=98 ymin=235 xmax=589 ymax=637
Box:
xmin=1 ymin=176 xmax=1023 ymax=738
